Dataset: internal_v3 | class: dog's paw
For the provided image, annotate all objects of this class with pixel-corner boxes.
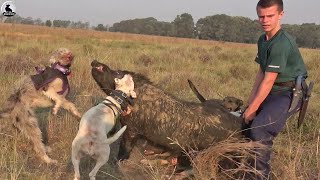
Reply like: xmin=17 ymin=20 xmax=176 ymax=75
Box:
xmin=50 ymin=159 xmax=58 ymax=164
xmin=45 ymin=146 xmax=52 ymax=153
xmin=140 ymin=159 xmax=169 ymax=166
xmin=43 ymin=155 xmax=58 ymax=164
xmin=89 ymin=173 xmax=97 ymax=180
xmin=73 ymin=111 xmax=81 ymax=118
xmin=129 ymin=90 xmax=137 ymax=98
xmin=69 ymin=106 xmax=81 ymax=118
xmin=52 ymin=108 xmax=58 ymax=115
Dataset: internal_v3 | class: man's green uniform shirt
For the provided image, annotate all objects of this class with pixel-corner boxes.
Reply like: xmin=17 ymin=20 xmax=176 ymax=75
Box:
xmin=255 ymin=29 xmax=307 ymax=92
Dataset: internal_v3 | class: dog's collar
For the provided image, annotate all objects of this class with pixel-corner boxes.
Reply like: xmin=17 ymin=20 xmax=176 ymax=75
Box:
xmin=51 ymin=62 xmax=71 ymax=76
xmin=109 ymin=90 xmax=134 ymax=112
xmin=102 ymin=99 xmax=123 ymax=117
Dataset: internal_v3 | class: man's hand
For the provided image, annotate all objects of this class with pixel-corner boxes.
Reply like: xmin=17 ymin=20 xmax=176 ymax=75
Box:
xmin=243 ymin=71 xmax=278 ymax=124
xmin=243 ymin=106 xmax=257 ymax=124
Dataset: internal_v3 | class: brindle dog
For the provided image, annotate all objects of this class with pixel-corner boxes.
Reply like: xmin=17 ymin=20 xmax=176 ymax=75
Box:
xmin=90 ymin=60 xmax=243 ymax=161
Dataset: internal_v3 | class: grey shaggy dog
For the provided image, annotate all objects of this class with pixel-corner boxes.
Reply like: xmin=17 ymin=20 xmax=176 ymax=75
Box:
xmin=90 ymin=60 xmax=244 ymax=160
xmin=0 ymin=48 xmax=81 ymax=164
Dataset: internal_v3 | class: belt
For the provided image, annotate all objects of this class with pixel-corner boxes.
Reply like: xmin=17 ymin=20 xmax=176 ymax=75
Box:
xmin=274 ymin=81 xmax=295 ymax=88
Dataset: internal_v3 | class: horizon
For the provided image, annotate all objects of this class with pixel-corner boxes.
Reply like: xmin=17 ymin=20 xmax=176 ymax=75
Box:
xmin=5 ymin=12 xmax=320 ymax=27
xmin=5 ymin=0 xmax=320 ymax=26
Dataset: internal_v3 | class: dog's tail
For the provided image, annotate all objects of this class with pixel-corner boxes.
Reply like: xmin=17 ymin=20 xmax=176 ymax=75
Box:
xmin=10 ymin=101 xmax=50 ymax=160
xmin=0 ymin=90 xmax=22 ymax=119
xmin=104 ymin=125 xmax=127 ymax=144
xmin=187 ymin=79 xmax=206 ymax=103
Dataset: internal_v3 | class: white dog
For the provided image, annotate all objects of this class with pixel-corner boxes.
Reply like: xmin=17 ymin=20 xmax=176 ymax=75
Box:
xmin=71 ymin=73 xmax=136 ymax=180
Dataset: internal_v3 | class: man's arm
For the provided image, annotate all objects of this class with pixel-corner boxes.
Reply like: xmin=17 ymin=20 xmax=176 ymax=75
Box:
xmin=247 ymin=67 xmax=264 ymax=105
xmin=243 ymin=71 xmax=278 ymax=123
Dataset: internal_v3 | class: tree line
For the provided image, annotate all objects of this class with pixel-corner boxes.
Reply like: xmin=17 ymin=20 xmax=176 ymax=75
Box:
xmin=0 ymin=15 xmax=90 ymax=29
xmin=108 ymin=13 xmax=320 ymax=49
xmin=1 ymin=14 xmax=319 ymax=48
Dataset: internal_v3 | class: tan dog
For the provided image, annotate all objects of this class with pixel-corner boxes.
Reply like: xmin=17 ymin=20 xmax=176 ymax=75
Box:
xmin=188 ymin=79 xmax=243 ymax=111
xmin=0 ymin=48 xmax=81 ymax=164
xmin=71 ymin=74 xmax=136 ymax=180
xmin=222 ymin=96 xmax=243 ymax=112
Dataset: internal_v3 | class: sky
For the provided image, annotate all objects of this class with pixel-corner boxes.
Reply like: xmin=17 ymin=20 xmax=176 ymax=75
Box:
xmin=5 ymin=0 xmax=320 ymax=26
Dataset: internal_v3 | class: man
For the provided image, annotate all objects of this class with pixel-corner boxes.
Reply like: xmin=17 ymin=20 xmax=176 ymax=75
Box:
xmin=242 ymin=0 xmax=308 ymax=179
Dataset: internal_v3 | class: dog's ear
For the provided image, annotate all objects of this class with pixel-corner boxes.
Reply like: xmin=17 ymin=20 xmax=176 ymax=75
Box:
xmin=129 ymin=90 xmax=137 ymax=98
xmin=49 ymin=50 xmax=59 ymax=64
xmin=114 ymin=78 xmax=120 ymax=86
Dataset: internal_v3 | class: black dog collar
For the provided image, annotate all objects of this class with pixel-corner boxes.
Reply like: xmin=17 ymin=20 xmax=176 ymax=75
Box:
xmin=102 ymin=99 xmax=122 ymax=116
xmin=109 ymin=90 xmax=134 ymax=112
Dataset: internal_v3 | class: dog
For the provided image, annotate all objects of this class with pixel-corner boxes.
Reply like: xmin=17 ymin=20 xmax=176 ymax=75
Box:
xmin=187 ymin=79 xmax=243 ymax=112
xmin=0 ymin=48 xmax=81 ymax=164
xmin=222 ymin=96 xmax=243 ymax=112
xmin=71 ymin=73 xmax=136 ymax=180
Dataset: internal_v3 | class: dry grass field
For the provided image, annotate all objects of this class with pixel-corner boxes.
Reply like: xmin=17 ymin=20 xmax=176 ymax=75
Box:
xmin=0 ymin=23 xmax=319 ymax=179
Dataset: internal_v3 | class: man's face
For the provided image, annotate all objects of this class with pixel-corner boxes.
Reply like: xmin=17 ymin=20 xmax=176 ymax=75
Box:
xmin=257 ymin=5 xmax=283 ymax=33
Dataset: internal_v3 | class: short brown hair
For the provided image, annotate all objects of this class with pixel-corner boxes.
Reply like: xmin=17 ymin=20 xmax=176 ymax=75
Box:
xmin=257 ymin=0 xmax=283 ymax=12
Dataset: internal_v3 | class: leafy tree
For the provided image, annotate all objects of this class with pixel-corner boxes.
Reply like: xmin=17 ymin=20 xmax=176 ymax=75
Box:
xmin=53 ymin=20 xmax=71 ymax=28
xmin=20 ymin=17 xmax=34 ymax=25
xmin=45 ymin=20 xmax=52 ymax=27
xmin=95 ymin=24 xmax=107 ymax=31
xmin=34 ymin=18 xmax=43 ymax=25
xmin=109 ymin=17 xmax=174 ymax=36
xmin=172 ymin=13 xmax=195 ymax=38
xmin=69 ymin=21 xmax=90 ymax=29
xmin=283 ymin=23 xmax=320 ymax=48
xmin=196 ymin=14 xmax=262 ymax=43
xmin=4 ymin=14 xmax=23 ymax=23
xmin=296 ymin=23 xmax=320 ymax=48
